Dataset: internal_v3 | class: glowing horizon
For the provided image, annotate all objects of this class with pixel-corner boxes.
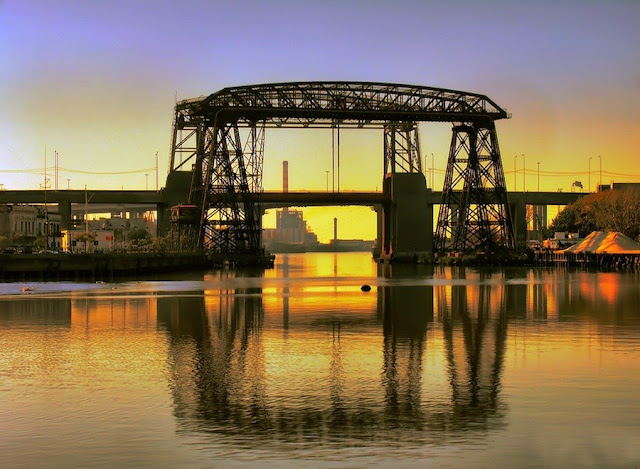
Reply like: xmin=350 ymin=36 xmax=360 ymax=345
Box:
xmin=2 ymin=1 xmax=638 ymax=241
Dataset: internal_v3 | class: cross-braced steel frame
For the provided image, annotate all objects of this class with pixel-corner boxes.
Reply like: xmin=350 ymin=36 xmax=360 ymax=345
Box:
xmin=434 ymin=121 xmax=515 ymax=252
xmin=167 ymin=82 xmax=512 ymax=255
xmin=384 ymin=123 xmax=422 ymax=174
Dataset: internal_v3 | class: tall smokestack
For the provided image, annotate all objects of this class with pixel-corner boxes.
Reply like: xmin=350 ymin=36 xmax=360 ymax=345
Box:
xmin=333 ymin=217 xmax=338 ymax=242
xmin=283 ymin=161 xmax=289 ymax=193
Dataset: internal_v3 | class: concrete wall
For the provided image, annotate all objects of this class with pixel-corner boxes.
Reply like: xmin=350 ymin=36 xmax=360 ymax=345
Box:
xmin=379 ymin=172 xmax=433 ymax=262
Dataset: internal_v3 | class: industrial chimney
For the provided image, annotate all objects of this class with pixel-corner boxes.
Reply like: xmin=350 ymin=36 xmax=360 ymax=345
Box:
xmin=283 ymin=161 xmax=289 ymax=193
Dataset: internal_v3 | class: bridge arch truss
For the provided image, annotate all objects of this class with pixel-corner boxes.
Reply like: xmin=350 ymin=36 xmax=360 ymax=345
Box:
xmin=168 ymin=82 xmax=514 ymax=255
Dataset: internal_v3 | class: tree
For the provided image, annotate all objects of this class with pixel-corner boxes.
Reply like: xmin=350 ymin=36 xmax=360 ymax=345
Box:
xmin=127 ymin=227 xmax=151 ymax=247
xmin=151 ymin=234 xmax=173 ymax=253
xmin=549 ymin=188 xmax=640 ymax=240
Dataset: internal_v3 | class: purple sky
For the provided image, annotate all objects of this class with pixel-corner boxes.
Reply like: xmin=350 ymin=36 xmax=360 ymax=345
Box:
xmin=1 ymin=0 xmax=638 ymax=239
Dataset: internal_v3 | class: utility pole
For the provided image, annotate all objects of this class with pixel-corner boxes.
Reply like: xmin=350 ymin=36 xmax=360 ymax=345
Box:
xmin=155 ymin=151 xmax=159 ymax=190
xmin=599 ymin=155 xmax=602 ymax=189
xmin=145 ymin=174 xmax=149 ymax=190
xmin=514 ymin=155 xmax=517 ymax=191
xmin=325 ymin=170 xmax=329 ymax=192
xmin=337 ymin=124 xmax=340 ymax=192
xmin=85 ymin=185 xmax=89 ymax=253
xmin=522 ymin=153 xmax=526 ymax=192
xmin=588 ymin=156 xmax=592 ymax=192
xmin=431 ymin=152 xmax=435 ymax=189
xmin=331 ymin=126 xmax=335 ymax=192
xmin=41 ymin=146 xmax=50 ymax=251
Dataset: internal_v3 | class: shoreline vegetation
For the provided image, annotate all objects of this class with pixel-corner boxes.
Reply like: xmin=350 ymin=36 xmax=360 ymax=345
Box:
xmin=544 ymin=187 xmax=640 ymax=241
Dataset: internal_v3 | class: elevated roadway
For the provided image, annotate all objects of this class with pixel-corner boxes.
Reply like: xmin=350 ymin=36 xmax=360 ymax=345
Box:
xmin=0 ymin=189 xmax=586 ymax=207
xmin=1 ymin=188 xmax=586 ymax=243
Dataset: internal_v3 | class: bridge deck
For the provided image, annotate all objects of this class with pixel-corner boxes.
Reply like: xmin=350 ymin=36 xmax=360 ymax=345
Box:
xmin=0 ymin=189 xmax=587 ymax=207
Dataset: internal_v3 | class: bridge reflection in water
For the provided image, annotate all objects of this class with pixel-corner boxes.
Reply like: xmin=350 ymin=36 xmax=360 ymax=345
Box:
xmin=156 ymin=264 xmax=517 ymax=445
xmin=3 ymin=259 xmax=640 ymax=465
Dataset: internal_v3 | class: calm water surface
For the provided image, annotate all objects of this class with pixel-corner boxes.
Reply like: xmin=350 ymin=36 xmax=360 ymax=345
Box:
xmin=1 ymin=252 xmax=639 ymax=468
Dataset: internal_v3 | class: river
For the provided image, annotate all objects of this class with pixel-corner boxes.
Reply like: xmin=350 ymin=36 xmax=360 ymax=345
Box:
xmin=1 ymin=252 xmax=639 ymax=468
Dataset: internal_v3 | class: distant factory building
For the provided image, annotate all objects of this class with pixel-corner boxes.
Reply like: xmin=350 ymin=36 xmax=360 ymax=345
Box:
xmin=0 ymin=204 xmax=62 ymax=250
xmin=263 ymin=208 xmax=319 ymax=251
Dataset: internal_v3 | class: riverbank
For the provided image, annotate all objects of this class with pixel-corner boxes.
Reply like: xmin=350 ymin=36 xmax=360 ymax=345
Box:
xmin=0 ymin=251 xmax=275 ymax=280
xmin=0 ymin=252 xmax=208 ymax=280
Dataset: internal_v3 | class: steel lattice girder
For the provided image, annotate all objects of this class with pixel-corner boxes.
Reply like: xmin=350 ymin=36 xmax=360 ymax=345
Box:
xmin=169 ymin=82 xmax=509 ymax=175
xmin=190 ymin=123 xmax=263 ymax=254
xmin=384 ymin=123 xmax=422 ymax=174
xmin=435 ymin=122 xmax=514 ymax=252
xmin=173 ymin=81 xmax=508 ymax=131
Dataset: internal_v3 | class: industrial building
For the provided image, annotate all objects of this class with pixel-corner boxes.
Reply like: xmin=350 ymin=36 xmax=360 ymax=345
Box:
xmin=0 ymin=204 xmax=62 ymax=251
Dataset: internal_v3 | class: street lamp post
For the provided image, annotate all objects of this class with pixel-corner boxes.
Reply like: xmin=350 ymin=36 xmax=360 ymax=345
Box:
xmin=423 ymin=154 xmax=428 ymax=185
xmin=514 ymin=155 xmax=518 ymax=191
xmin=431 ymin=152 xmax=435 ymax=189
xmin=145 ymin=173 xmax=149 ymax=190
xmin=325 ymin=170 xmax=329 ymax=192
xmin=522 ymin=154 xmax=526 ymax=192
xmin=599 ymin=155 xmax=602 ymax=189
xmin=537 ymin=161 xmax=540 ymax=191
xmin=588 ymin=157 xmax=592 ymax=192
xmin=67 ymin=179 xmax=70 ymax=190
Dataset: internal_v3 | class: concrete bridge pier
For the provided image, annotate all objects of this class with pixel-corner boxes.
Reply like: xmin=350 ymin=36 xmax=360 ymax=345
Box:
xmin=378 ymin=172 xmax=433 ymax=263
xmin=58 ymin=202 xmax=72 ymax=231
xmin=157 ymin=171 xmax=194 ymax=237
xmin=157 ymin=203 xmax=170 ymax=236
xmin=510 ymin=198 xmax=527 ymax=245
xmin=532 ymin=205 xmax=547 ymax=240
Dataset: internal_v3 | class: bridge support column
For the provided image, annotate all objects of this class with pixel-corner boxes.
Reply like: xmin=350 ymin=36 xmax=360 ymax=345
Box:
xmin=378 ymin=173 xmax=432 ymax=262
xmin=532 ymin=205 xmax=547 ymax=241
xmin=257 ymin=205 xmax=266 ymax=249
xmin=373 ymin=205 xmax=383 ymax=259
xmin=58 ymin=202 xmax=72 ymax=231
xmin=510 ymin=198 xmax=527 ymax=245
xmin=157 ymin=203 xmax=170 ymax=237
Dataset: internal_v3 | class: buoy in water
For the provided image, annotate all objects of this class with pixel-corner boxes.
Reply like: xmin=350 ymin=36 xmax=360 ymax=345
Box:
xmin=360 ymin=284 xmax=371 ymax=292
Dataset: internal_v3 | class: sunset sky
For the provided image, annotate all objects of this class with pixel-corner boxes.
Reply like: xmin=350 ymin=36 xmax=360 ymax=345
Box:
xmin=1 ymin=0 xmax=638 ymax=241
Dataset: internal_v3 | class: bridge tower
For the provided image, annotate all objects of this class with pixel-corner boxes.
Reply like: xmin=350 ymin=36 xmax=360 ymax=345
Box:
xmin=434 ymin=121 xmax=515 ymax=253
xmin=164 ymin=82 xmax=513 ymax=260
xmin=167 ymin=101 xmax=266 ymax=254
xmin=379 ymin=123 xmax=433 ymax=261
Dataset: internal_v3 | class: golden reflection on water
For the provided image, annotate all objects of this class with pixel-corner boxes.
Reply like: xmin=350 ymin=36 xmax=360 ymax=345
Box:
xmin=1 ymin=255 xmax=640 ymax=466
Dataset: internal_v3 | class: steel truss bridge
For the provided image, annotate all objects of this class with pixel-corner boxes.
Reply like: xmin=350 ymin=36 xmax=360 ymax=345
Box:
xmin=168 ymin=81 xmax=515 ymax=256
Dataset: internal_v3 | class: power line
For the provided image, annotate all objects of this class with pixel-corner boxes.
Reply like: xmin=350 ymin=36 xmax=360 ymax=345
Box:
xmin=0 ymin=166 xmax=156 ymax=175
xmin=58 ymin=167 xmax=157 ymax=175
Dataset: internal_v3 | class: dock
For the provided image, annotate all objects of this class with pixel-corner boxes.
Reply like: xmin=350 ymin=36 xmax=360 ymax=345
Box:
xmin=534 ymin=250 xmax=640 ymax=271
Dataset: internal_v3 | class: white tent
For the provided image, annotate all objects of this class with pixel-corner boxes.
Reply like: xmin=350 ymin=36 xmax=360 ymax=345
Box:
xmin=563 ymin=231 xmax=640 ymax=254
